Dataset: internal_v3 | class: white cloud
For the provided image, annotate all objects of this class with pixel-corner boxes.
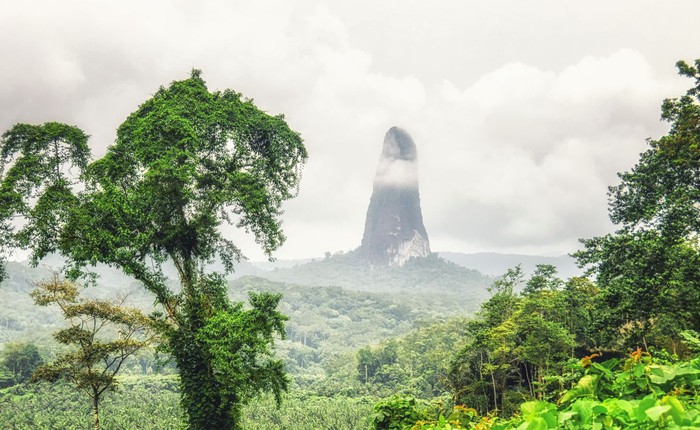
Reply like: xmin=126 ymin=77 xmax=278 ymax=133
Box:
xmin=374 ymin=159 xmax=419 ymax=188
xmin=421 ymin=49 xmax=679 ymax=255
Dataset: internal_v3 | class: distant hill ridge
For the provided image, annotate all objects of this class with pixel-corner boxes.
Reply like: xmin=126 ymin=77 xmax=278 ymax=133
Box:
xmin=436 ymin=251 xmax=581 ymax=278
xmin=258 ymin=250 xmax=492 ymax=295
xmin=7 ymin=250 xmax=581 ymax=284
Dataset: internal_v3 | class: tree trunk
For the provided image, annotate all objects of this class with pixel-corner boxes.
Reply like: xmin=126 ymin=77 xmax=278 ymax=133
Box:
xmin=92 ymin=395 xmax=100 ymax=430
xmin=173 ymin=326 xmax=238 ymax=430
xmin=490 ymin=371 xmax=498 ymax=411
xmin=524 ymin=364 xmax=533 ymax=398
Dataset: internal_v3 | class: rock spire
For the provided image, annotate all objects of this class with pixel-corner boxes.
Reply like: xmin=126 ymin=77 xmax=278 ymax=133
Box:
xmin=360 ymin=127 xmax=431 ymax=266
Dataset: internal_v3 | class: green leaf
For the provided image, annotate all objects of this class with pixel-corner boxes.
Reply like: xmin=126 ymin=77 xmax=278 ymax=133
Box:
xmin=560 ymin=374 xmax=597 ymax=404
xmin=662 ymin=395 xmax=686 ymax=425
xmin=633 ymin=397 xmax=658 ymax=422
xmin=520 ymin=401 xmax=556 ymax=417
xmin=591 ymin=404 xmax=608 ymax=415
xmin=645 ymin=405 xmax=671 ymax=422
xmin=570 ymin=399 xmax=594 ymax=425
xmin=523 ymin=417 xmax=550 ymax=430
xmin=557 ymin=411 xmax=576 ymax=425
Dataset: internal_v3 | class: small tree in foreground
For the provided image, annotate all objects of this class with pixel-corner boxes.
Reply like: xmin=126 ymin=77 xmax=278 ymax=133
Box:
xmin=30 ymin=275 xmax=156 ymax=430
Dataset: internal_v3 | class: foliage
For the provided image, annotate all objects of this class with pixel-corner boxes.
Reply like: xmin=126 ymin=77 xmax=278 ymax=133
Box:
xmin=265 ymin=251 xmax=492 ymax=300
xmin=371 ymin=394 xmax=432 ymax=430
xmin=0 ymin=376 xmax=184 ymax=430
xmin=0 ymin=376 xmax=373 ymax=430
xmin=357 ymin=319 xmax=469 ymax=398
xmin=576 ymin=59 xmax=700 ymax=350
xmin=30 ymin=275 xmax=155 ymax=429
xmin=411 ymin=405 xmax=481 ymax=430
xmin=680 ymin=330 xmax=700 ymax=354
xmin=409 ymin=352 xmax=700 ymax=429
xmin=242 ymin=393 xmax=374 ymax=430
xmin=576 ymin=231 xmax=700 ymax=351
xmin=559 ymin=277 xmax=603 ymax=350
xmin=450 ymin=266 xmax=583 ymax=414
xmin=0 ymin=122 xmax=90 ymax=277
xmin=0 ymin=260 xmax=482 ymax=399
xmin=0 ymin=341 xmax=43 ymax=386
xmin=186 ymin=291 xmax=289 ymax=426
xmin=0 ymin=70 xmax=307 ymax=429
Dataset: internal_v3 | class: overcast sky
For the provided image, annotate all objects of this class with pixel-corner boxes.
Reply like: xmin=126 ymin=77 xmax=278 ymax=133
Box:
xmin=2 ymin=1 xmax=699 ymax=261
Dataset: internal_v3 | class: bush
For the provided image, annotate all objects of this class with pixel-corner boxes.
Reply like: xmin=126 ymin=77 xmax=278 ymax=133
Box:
xmin=371 ymin=394 xmax=431 ymax=430
xmin=410 ymin=351 xmax=700 ymax=429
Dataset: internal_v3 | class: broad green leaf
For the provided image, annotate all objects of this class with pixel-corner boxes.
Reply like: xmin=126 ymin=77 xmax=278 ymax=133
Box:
xmin=523 ymin=417 xmax=550 ymax=430
xmin=521 ymin=401 xmax=550 ymax=416
xmin=591 ymin=404 xmax=608 ymax=415
xmin=633 ymin=397 xmax=658 ymax=423
xmin=557 ymin=410 xmax=576 ymax=425
xmin=645 ymin=405 xmax=671 ymax=422
xmin=560 ymin=374 xmax=597 ymax=404
xmin=570 ymin=399 xmax=594 ymax=425
xmin=662 ymin=395 xmax=686 ymax=425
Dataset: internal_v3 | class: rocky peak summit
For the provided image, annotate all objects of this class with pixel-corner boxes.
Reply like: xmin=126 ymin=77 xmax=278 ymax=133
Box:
xmin=360 ymin=127 xmax=431 ymax=266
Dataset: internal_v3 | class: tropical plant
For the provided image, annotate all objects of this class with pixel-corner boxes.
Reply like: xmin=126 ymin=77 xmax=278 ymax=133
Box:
xmin=412 ymin=352 xmax=700 ymax=429
xmin=371 ymin=394 xmax=431 ymax=430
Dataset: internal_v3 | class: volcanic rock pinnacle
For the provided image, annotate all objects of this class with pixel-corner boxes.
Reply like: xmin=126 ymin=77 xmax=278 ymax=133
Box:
xmin=360 ymin=127 xmax=431 ymax=266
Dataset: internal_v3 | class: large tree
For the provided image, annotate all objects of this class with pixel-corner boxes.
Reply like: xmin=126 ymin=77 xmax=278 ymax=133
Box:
xmin=576 ymin=60 xmax=700 ymax=351
xmin=0 ymin=70 xmax=307 ymax=429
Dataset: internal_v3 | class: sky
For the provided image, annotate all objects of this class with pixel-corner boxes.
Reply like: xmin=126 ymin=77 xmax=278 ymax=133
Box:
xmin=1 ymin=0 xmax=699 ymax=261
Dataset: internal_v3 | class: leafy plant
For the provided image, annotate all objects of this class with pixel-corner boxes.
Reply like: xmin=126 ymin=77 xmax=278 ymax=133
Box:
xmin=417 ymin=352 xmax=700 ymax=429
xmin=371 ymin=394 xmax=431 ymax=430
xmin=411 ymin=405 xmax=480 ymax=430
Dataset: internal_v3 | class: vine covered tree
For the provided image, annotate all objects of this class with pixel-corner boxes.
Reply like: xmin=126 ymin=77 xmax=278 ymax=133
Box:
xmin=31 ymin=275 xmax=155 ymax=430
xmin=0 ymin=70 xmax=307 ymax=429
xmin=576 ymin=60 xmax=700 ymax=351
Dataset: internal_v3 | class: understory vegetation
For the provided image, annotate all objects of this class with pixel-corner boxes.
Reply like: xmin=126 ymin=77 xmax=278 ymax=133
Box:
xmin=0 ymin=376 xmax=375 ymax=430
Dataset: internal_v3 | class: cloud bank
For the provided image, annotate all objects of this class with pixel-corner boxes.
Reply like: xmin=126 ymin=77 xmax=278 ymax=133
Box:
xmin=1 ymin=1 xmax=697 ymax=260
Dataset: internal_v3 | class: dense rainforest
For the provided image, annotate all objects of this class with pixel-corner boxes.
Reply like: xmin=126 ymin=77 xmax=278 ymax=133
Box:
xmin=1 ymin=60 xmax=700 ymax=429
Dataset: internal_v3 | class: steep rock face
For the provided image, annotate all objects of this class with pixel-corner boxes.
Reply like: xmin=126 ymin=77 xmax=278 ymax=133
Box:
xmin=360 ymin=127 xmax=431 ymax=266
